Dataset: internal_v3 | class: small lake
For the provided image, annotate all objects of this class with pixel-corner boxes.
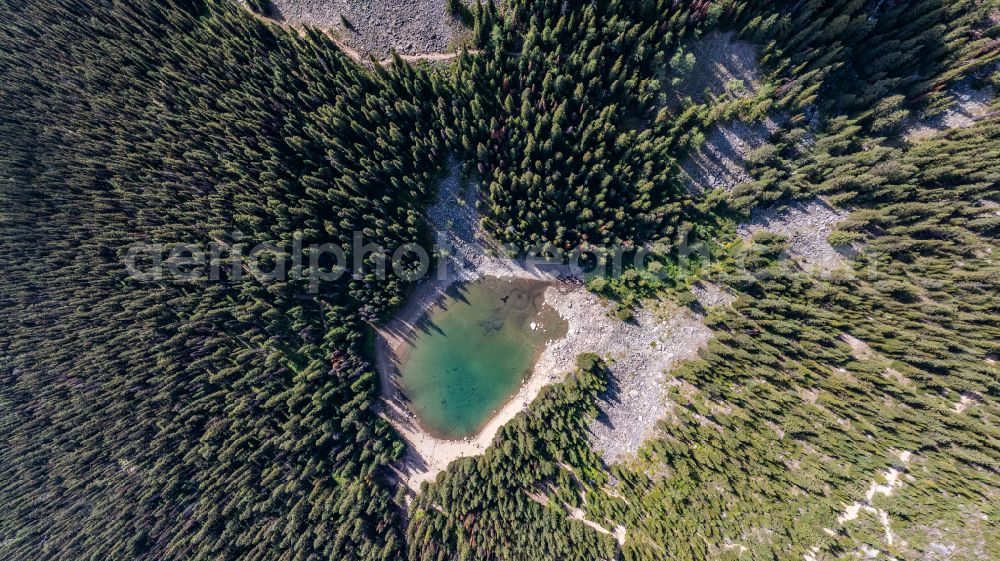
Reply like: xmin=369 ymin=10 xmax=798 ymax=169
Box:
xmin=397 ymin=276 xmax=567 ymax=440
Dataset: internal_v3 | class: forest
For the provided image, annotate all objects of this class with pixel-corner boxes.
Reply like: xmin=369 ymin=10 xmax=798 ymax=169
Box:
xmin=0 ymin=0 xmax=997 ymax=560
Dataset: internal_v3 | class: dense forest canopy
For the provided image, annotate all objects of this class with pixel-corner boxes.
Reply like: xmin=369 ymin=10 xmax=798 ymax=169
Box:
xmin=1 ymin=0 xmax=997 ymax=560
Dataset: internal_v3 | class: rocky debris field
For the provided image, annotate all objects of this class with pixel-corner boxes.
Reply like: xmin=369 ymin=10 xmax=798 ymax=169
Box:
xmin=691 ymin=281 xmax=736 ymax=310
xmin=904 ymin=82 xmax=997 ymax=142
xmin=681 ymin=115 xmax=782 ymax=194
xmin=575 ymin=297 xmax=714 ymax=464
xmin=262 ymin=0 xmax=471 ymax=58
xmin=737 ymin=198 xmax=851 ymax=277
xmin=669 ymin=30 xmax=786 ymax=194
xmin=668 ymin=31 xmax=763 ymax=109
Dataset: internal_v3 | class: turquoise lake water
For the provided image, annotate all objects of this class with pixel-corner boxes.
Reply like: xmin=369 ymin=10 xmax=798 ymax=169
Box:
xmin=397 ymin=277 xmax=567 ymax=439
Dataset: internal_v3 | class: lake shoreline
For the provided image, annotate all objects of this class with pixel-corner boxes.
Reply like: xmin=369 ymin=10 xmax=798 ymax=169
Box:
xmin=385 ymin=277 xmax=566 ymax=441
xmin=375 ymin=275 xmax=582 ymax=491
xmin=372 ymin=161 xmax=585 ymax=491
xmin=373 ymin=161 xmax=714 ymax=491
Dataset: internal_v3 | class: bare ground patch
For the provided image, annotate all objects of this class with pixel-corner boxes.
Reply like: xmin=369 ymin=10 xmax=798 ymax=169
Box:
xmin=691 ymin=280 xmax=737 ymax=309
xmin=952 ymin=391 xmax=983 ymax=414
xmin=841 ymin=333 xmax=875 ymax=361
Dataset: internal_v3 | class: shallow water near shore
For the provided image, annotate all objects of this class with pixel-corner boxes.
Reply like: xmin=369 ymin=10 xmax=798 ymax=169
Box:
xmin=397 ymin=276 xmax=567 ymax=440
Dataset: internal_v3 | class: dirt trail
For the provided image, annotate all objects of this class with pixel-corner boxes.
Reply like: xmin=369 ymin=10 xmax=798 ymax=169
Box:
xmin=565 ymin=506 xmax=627 ymax=545
xmin=803 ymin=450 xmax=914 ymax=561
